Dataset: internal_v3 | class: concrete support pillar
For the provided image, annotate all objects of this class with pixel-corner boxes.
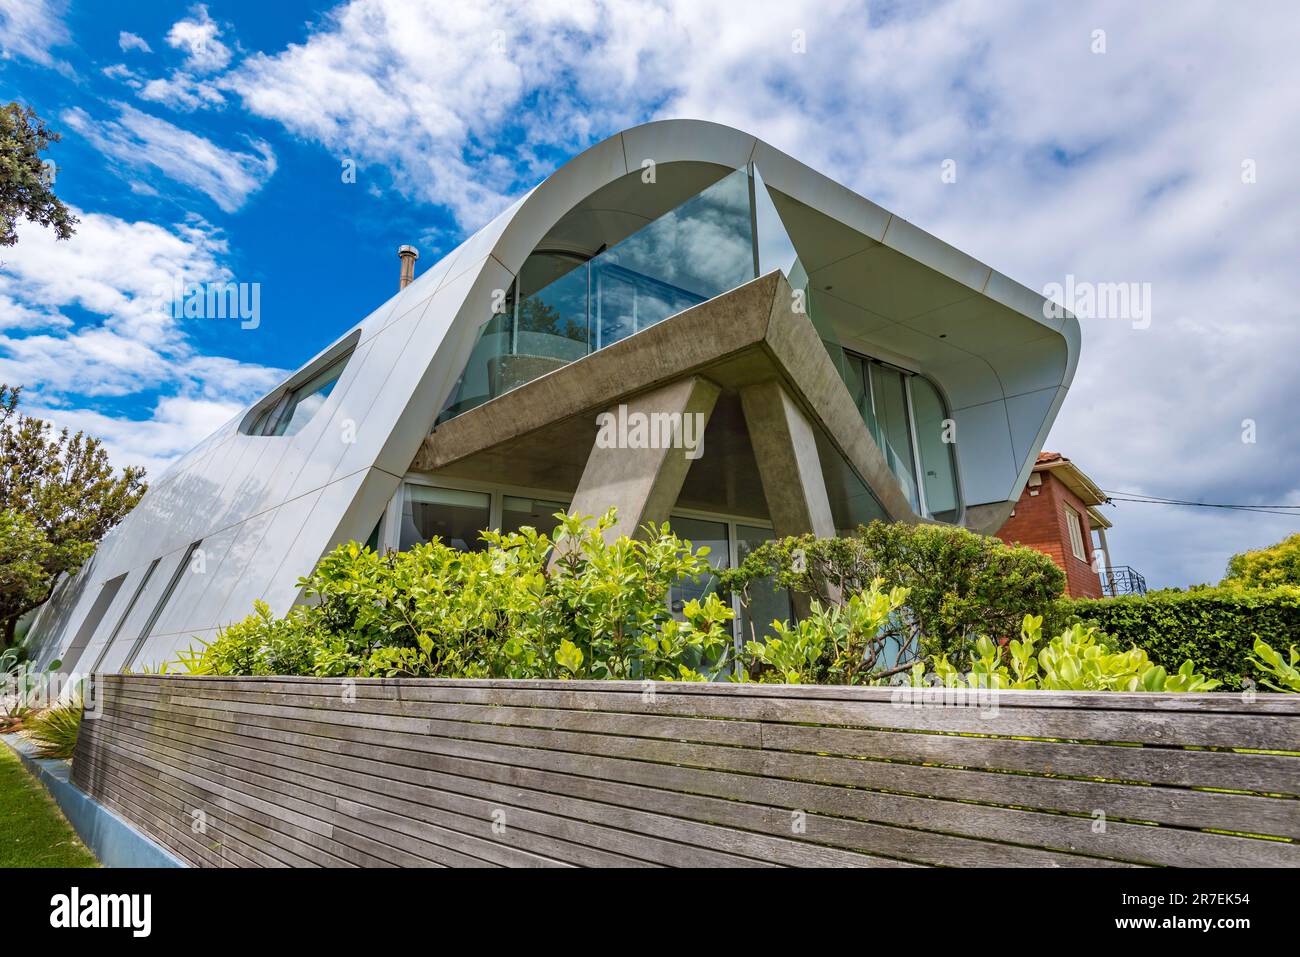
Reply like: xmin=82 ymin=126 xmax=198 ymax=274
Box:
xmin=739 ymin=380 xmax=837 ymax=540
xmin=566 ymin=375 xmax=721 ymax=544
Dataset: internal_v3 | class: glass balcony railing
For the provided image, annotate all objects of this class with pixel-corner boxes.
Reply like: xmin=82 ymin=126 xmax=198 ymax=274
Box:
xmin=438 ymin=167 xmax=755 ymax=422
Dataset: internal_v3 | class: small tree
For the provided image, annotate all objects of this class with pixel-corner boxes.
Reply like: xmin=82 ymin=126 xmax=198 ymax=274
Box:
xmin=0 ymin=386 xmax=146 ymax=647
xmin=0 ymin=102 xmax=77 ymax=247
xmin=720 ymin=521 xmax=1066 ymax=671
xmin=1222 ymin=533 xmax=1300 ymax=589
xmin=0 ymin=509 xmax=51 ymax=629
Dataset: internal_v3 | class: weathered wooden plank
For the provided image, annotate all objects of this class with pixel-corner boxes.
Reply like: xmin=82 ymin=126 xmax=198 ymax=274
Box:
xmin=76 ymin=743 xmax=367 ymax=868
xmin=74 ymin=753 xmax=261 ymax=867
xmin=79 ymin=732 xmax=369 ymax=868
xmin=103 ymin=701 xmax=898 ymax=869
xmin=75 ymin=755 xmax=301 ymax=868
xmin=119 ymin=689 xmax=1299 ymax=839
xmin=79 ymin=750 xmax=307 ymax=869
xmin=101 ymin=694 xmax=1297 ymax=867
xmin=101 ymin=704 xmax=784 ymax=869
xmin=94 ymin=728 xmax=509 ymax=869
xmin=113 ymin=683 xmax=767 ymax=749
xmin=75 ymin=721 xmax=274 ymax=867
xmin=102 ymin=709 xmax=684 ymax=869
xmin=123 ymin=678 xmax=1300 ymax=752
xmin=88 ymin=730 xmax=458 ymax=867
xmin=111 ymin=674 xmax=1300 ymax=715
xmin=758 ymin=722 xmax=1300 ymax=796
xmin=97 ymin=706 xmax=654 ymax=869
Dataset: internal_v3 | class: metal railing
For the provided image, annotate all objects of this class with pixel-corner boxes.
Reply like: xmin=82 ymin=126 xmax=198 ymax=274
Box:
xmin=1100 ymin=565 xmax=1148 ymax=597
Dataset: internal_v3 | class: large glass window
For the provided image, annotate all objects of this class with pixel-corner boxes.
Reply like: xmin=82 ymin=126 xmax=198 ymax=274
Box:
xmin=669 ymin=517 xmax=730 ymax=614
xmin=1066 ymin=506 xmax=1087 ymax=561
xmin=501 ymin=496 xmax=569 ymax=536
xmin=735 ymin=524 xmax=792 ymax=648
xmin=843 ymin=352 xmax=959 ymax=521
xmin=910 ymin=377 xmax=960 ymax=523
xmin=399 ymin=486 xmax=491 ymax=551
xmin=249 ymin=352 xmax=348 ymax=437
xmin=870 ymin=363 xmax=921 ymax=513
xmin=516 ymin=253 xmax=589 ymax=360
xmin=439 ymin=308 xmax=513 ymax=422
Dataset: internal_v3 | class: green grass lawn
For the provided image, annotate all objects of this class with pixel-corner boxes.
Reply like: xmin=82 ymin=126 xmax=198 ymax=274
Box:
xmin=0 ymin=743 xmax=98 ymax=867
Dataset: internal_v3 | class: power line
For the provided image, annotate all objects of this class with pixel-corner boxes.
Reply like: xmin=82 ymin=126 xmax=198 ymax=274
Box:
xmin=1101 ymin=490 xmax=1300 ymax=518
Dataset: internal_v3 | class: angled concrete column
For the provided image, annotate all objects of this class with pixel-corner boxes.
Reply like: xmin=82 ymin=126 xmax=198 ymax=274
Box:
xmin=567 ymin=375 xmax=721 ymax=543
xmin=740 ymin=380 xmax=837 ymax=539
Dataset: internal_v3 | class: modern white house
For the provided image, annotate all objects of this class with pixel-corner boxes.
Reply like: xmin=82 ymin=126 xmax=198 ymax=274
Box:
xmin=25 ymin=119 xmax=1080 ymax=673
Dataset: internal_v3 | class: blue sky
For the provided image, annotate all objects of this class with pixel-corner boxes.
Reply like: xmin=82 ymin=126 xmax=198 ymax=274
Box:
xmin=1 ymin=0 xmax=1297 ymax=587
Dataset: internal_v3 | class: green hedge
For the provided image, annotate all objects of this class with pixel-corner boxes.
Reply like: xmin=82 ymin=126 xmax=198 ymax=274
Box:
xmin=1050 ymin=587 xmax=1300 ymax=691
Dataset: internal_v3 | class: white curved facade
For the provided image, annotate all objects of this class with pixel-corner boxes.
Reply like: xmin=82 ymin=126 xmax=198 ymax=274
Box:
xmin=25 ymin=119 xmax=1079 ymax=672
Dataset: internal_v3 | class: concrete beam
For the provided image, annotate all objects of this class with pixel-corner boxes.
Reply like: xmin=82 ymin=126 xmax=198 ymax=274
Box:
xmin=568 ymin=376 xmax=722 ymax=542
xmin=739 ymin=380 xmax=837 ymax=539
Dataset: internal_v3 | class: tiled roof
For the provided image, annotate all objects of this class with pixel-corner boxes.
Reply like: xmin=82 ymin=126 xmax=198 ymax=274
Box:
xmin=1032 ymin=450 xmax=1109 ymax=518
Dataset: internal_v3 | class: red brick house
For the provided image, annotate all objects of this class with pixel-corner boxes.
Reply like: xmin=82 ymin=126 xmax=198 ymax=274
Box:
xmin=995 ymin=452 xmax=1115 ymax=599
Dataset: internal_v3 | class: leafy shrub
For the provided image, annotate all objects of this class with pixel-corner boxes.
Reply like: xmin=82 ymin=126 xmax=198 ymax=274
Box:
xmin=179 ymin=510 xmax=733 ymax=682
xmin=24 ymin=697 xmax=83 ymax=759
xmin=1247 ymin=638 xmax=1300 ymax=693
xmin=909 ymin=615 xmax=1221 ymax=692
xmin=1222 ymin=533 xmax=1300 ymax=588
xmin=719 ymin=521 xmax=1065 ymax=666
xmin=737 ymin=579 xmax=910 ymax=684
xmin=1 ymin=647 xmax=59 ymax=727
xmin=1049 ymin=586 xmax=1300 ymax=690
xmin=181 ymin=602 xmax=323 ymax=677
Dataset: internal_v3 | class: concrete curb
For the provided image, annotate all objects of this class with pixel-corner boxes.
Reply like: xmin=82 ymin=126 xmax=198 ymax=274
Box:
xmin=2 ymin=732 xmax=186 ymax=868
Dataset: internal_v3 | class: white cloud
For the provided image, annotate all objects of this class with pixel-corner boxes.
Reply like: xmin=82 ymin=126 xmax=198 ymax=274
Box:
xmin=102 ymin=62 xmax=142 ymax=86
xmin=118 ymin=30 xmax=151 ymax=54
xmin=138 ymin=72 xmax=227 ymax=112
xmin=0 ymin=0 xmax=68 ymax=67
xmin=165 ymin=3 xmax=232 ymax=73
xmin=26 ymin=396 xmax=244 ymax=477
xmin=228 ymin=0 xmax=674 ymax=225
xmin=0 ymin=209 xmax=284 ymax=476
xmin=123 ymin=6 xmax=235 ymax=113
xmin=0 ymin=206 xmax=231 ymax=393
xmin=0 ymin=292 xmax=70 ymax=333
xmin=61 ymin=103 xmax=274 ymax=212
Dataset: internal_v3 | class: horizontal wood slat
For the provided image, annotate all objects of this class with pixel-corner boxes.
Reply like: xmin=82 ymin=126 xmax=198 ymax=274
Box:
xmin=73 ymin=676 xmax=1300 ymax=868
xmin=111 ymin=675 xmax=1300 ymax=751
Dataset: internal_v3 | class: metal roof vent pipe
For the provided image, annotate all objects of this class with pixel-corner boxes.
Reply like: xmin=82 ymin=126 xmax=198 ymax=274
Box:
xmin=398 ymin=244 xmax=419 ymax=290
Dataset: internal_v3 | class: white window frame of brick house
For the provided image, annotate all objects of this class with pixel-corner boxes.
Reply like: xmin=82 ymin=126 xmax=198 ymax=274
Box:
xmin=1065 ymin=505 xmax=1087 ymax=561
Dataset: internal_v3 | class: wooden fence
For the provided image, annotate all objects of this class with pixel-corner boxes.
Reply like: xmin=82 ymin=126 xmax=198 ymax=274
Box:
xmin=73 ymin=675 xmax=1300 ymax=867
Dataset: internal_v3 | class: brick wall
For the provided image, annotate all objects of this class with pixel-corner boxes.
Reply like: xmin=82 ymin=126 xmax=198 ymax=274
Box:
xmin=995 ymin=472 xmax=1103 ymax=599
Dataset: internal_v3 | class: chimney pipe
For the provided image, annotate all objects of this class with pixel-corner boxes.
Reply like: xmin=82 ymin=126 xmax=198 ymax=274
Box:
xmin=398 ymin=244 xmax=419 ymax=290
